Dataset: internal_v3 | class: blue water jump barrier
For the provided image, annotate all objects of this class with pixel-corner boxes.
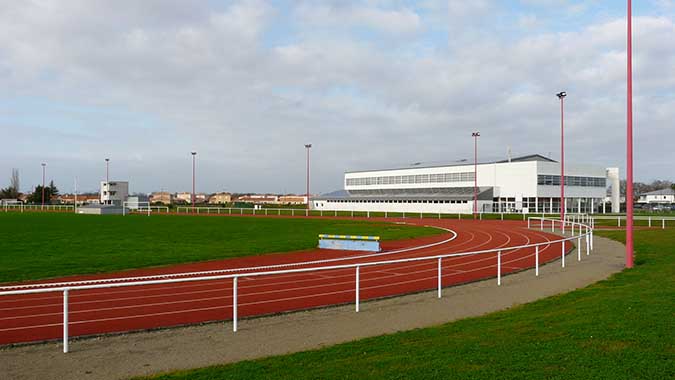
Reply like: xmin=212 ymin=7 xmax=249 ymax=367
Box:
xmin=318 ymin=234 xmax=381 ymax=252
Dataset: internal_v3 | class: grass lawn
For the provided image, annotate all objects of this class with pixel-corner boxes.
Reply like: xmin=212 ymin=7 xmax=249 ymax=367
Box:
xmin=0 ymin=212 xmax=440 ymax=284
xmin=141 ymin=229 xmax=675 ymax=380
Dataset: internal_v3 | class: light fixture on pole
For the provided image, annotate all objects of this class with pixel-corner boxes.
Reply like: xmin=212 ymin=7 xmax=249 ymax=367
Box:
xmin=191 ymin=151 xmax=197 ymax=210
xmin=472 ymin=132 xmax=480 ymax=219
xmin=626 ymin=0 xmax=634 ymax=268
xmin=305 ymin=144 xmax=312 ymax=210
xmin=41 ymin=163 xmax=46 ymax=209
xmin=556 ymin=91 xmax=567 ymax=231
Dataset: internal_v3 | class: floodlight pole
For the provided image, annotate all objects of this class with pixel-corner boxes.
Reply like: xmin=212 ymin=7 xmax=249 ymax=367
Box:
xmin=305 ymin=144 xmax=312 ymax=210
xmin=626 ymin=0 xmax=634 ymax=268
xmin=472 ymin=132 xmax=480 ymax=219
xmin=41 ymin=163 xmax=46 ymax=209
xmin=557 ymin=91 xmax=567 ymax=231
xmin=191 ymin=152 xmax=197 ymax=210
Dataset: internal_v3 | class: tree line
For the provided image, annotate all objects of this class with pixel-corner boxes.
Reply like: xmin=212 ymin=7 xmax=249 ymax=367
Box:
xmin=1 ymin=169 xmax=60 ymax=204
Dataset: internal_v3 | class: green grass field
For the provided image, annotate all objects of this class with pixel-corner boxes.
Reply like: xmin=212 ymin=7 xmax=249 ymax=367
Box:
xmin=0 ymin=212 xmax=440 ymax=284
xmin=141 ymin=229 xmax=675 ymax=380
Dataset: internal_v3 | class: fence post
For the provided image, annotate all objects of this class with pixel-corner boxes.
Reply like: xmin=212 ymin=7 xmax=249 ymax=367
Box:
xmin=527 ymin=218 xmax=530 ymax=229
xmin=618 ymin=216 xmax=621 ymax=227
xmin=402 ymin=212 xmax=406 ymax=218
xmin=577 ymin=237 xmax=582 ymax=261
xmin=367 ymin=211 xmax=370 ymax=218
xmin=351 ymin=210 xmax=354 ymax=218
xmin=552 ymin=219 xmax=555 ymax=232
xmin=63 ymin=289 xmax=69 ymax=353
xmin=561 ymin=240 xmax=565 ymax=268
xmin=437 ymin=258 xmax=442 ymax=298
xmin=649 ymin=216 xmax=652 ymax=228
xmin=501 ymin=213 xmax=504 ymax=220
xmin=497 ymin=251 xmax=501 ymax=286
xmin=586 ymin=234 xmax=590 ymax=256
xmin=663 ymin=219 xmax=666 ymax=229
xmin=540 ymin=218 xmax=544 ymax=229
xmin=233 ymin=277 xmax=238 ymax=332
xmin=305 ymin=209 xmax=308 ymax=217
xmin=355 ymin=266 xmax=360 ymax=312
xmin=535 ymin=245 xmax=539 ymax=276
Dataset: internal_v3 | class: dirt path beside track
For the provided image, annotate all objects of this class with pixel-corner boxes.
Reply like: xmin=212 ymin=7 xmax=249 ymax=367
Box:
xmin=0 ymin=235 xmax=625 ymax=380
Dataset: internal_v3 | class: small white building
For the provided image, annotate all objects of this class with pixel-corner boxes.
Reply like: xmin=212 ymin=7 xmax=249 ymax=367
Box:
xmin=313 ymin=154 xmax=620 ymax=214
xmin=100 ymin=181 xmax=129 ymax=206
xmin=638 ymin=188 xmax=675 ymax=204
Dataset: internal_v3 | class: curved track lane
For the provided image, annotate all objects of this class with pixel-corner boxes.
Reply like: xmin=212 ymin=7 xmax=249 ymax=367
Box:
xmin=0 ymin=218 xmax=568 ymax=345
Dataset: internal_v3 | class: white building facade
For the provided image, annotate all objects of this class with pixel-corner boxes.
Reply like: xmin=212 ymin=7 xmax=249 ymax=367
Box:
xmin=637 ymin=188 xmax=675 ymax=204
xmin=313 ymin=155 xmax=620 ymax=214
xmin=100 ymin=181 xmax=129 ymax=206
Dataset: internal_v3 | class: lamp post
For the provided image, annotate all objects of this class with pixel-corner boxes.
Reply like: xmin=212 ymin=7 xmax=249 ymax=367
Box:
xmin=626 ymin=0 xmax=634 ymax=268
xmin=472 ymin=132 xmax=480 ymax=218
xmin=41 ymin=163 xmax=46 ymax=209
xmin=191 ymin=151 xmax=197 ymax=210
xmin=305 ymin=144 xmax=312 ymax=210
xmin=556 ymin=91 xmax=567 ymax=231
xmin=105 ymin=158 xmax=109 ymax=205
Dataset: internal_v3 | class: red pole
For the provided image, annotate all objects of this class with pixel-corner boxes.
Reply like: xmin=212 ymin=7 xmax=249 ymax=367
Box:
xmin=41 ymin=163 xmax=46 ymax=208
xmin=626 ymin=0 xmax=634 ymax=268
xmin=305 ymin=144 xmax=312 ymax=210
xmin=472 ymin=132 xmax=479 ymax=218
xmin=105 ymin=158 xmax=109 ymax=205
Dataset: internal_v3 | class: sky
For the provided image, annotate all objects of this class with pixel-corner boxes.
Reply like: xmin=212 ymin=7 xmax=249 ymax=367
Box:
xmin=0 ymin=0 xmax=673 ymax=195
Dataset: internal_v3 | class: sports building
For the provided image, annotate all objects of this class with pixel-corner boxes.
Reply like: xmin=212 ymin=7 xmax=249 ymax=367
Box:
xmin=313 ymin=154 xmax=620 ymax=214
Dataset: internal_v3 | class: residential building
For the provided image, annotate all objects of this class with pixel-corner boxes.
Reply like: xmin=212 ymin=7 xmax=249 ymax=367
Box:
xmin=150 ymin=192 xmax=173 ymax=204
xmin=209 ymin=192 xmax=232 ymax=204
xmin=637 ymin=188 xmax=675 ymax=204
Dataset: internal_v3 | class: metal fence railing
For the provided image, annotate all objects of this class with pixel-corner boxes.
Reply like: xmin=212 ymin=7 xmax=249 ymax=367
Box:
xmin=0 ymin=217 xmax=592 ymax=353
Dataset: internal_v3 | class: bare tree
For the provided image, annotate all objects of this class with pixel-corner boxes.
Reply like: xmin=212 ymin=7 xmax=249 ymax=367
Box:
xmin=10 ymin=168 xmax=19 ymax=194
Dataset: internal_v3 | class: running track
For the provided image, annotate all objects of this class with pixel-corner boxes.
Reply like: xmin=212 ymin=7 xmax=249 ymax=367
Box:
xmin=0 ymin=218 xmax=569 ymax=346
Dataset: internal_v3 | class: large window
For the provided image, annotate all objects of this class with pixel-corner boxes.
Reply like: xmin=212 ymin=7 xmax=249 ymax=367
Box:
xmin=537 ymin=175 xmax=605 ymax=188
xmin=347 ymin=171 xmax=475 ymax=187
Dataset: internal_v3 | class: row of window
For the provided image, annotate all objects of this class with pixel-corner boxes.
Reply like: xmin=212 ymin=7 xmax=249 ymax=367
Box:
xmin=537 ymin=175 xmax=606 ymax=187
xmin=346 ymin=172 xmax=475 ymax=186
xmin=325 ymin=199 xmax=469 ymax=204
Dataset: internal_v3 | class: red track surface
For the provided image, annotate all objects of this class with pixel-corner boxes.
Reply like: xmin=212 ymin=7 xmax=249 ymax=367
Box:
xmin=0 ymin=218 xmax=569 ymax=345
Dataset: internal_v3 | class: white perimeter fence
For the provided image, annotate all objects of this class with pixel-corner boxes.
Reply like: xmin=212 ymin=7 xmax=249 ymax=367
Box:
xmin=0 ymin=217 xmax=593 ymax=353
xmin=3 ymin=204 xmax=74 ymax=212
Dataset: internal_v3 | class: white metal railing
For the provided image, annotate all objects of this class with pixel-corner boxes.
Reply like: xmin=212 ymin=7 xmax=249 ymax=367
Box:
xmin=591 ymin=214 xmax=674 ymax=229
xmin=0 ymin=217 xmax=592 ymax=353
xmin=174 ymin=206 xmax=566 ymax=221
xmin=3 ymin=204 xmax=75 ymax=212
xmin=121 ymin=202 xmax=169 ymax=216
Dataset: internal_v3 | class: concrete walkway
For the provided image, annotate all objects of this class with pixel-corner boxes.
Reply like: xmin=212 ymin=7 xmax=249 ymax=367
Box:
xmin=0 ymin=235 xmax=625 ymax=380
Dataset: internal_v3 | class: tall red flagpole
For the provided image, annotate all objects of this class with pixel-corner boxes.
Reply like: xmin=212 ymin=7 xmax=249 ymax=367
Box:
xmin=626 ymin=0 xmax=634 ymax=268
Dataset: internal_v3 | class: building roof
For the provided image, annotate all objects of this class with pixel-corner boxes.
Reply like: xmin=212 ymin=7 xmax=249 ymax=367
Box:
xmin=345 ymin=154 xmax=557 ymax=174
xmin=641 ymin=188 xmax=675 ymax=196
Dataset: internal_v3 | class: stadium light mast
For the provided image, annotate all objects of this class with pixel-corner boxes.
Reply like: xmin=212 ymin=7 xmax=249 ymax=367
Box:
xmin=626 ymin=0 xmax=634 ymax=268
xmin=557 ymin=91 xmax=567 ymax=231
xmin=41 ymin=163 xmax=46 ymax=209
xmin=105 ymin=158 xmax=110 ymax=205
xmin=305 ymin=144 xmax=312 ymax=210
xmin=472 ymin=132 xmax=480 ymax=218
xmin=191 ymin=151 xmax=197 ymax=210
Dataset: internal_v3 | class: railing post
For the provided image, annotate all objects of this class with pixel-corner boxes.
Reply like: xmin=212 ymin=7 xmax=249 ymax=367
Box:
xmin=663 ymin=219 xmax=666 ymax=229
xmin=233 ymin=277 xmax=238 ymax=332
xmin=586 ymin=234 xmax=590 ymax=256
xmin=437 ymin=258 xmax=442 ymax=298
xmin=367 ymin=211 xmax=370 ymax=218
xmin=497 ymin=251 xmax=501 ymax=286
xmin=618 ymin=216 xmax=621 ymax=227
xmin=63 ymin=289 xmax=69 ymax=353
xmin=577 ymin=237 xmax=582 ymax=261
xmin=649 ymin=216 xmax=652 ymax=227
xmin=540 ymin=218 xmax=544 ymax=229
xmin=527 ymin=218 xmax=530 ymax=229
xmin=355 ymin=266 xmax=360 ymax=312
xmin=561 ymin=240 xmax=565 ymax=268
xmin=552 ymin=219 xmax=555 ymax=232
xmin=305 ymin=209 xmax=308 ymax=217
xmin=535 ymin=245 xmax=539 ymax=276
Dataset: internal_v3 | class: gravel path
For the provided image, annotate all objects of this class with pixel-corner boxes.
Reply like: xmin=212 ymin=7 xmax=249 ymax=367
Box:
xmin=0 ymin=235 xmax=625 ymax=380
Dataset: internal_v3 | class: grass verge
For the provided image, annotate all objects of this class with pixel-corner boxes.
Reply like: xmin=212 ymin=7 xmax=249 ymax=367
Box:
xmin=140 ymin=229 xmax=674 ymax=380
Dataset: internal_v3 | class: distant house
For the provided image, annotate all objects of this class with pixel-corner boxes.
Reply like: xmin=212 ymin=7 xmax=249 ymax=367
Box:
xmin=637 ymin=188 xmax=675 ymax=204
xmin=279 ymin=195 xmax=307 ymax=205
xmin=175 ymin=192 xmax=208 ymax=204
xmin=209 ymin=192 xmax=232 ymax=204
xmin=150 ymin=192 xmax=173 ymax=205
xmin=57 ymin=194 xmax=100 ymax=205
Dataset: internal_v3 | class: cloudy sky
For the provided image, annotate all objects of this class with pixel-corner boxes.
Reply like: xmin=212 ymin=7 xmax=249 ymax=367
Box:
xmin=0 ymin=1 xmax=673 ymax=195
